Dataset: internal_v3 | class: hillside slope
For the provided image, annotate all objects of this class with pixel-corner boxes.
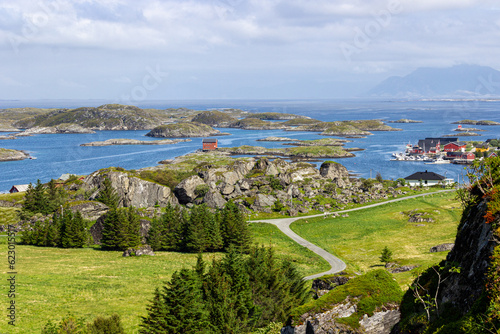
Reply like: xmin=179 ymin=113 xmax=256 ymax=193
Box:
xmin=13 ymin=104 xmax=164 ymax=130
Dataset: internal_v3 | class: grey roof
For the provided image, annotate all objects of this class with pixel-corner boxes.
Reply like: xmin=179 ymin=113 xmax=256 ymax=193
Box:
xmin=202 ymin=138 xmax=217 ymax=143
xmin=404 ymin=171 xmax=445 ymax=181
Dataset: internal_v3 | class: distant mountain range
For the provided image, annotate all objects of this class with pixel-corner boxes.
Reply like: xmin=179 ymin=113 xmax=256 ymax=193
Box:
xmin=366 ymin=64 xmax=500 ymax=98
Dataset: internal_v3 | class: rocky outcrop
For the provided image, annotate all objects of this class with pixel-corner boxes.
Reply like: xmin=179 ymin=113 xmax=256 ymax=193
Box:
xmin=203 ymin=190 xmax=227 ymax=209
xmin=80 ymin=138 xmax=190 ymax=146
xmin=0 ymin=148 xmax=29 ymax=161
xmin=83 ymin=170 xmax=178 ymax=208
xmin=122 ymin=245 xmax=155 ymax=257
xmin=174 ymin=175 xmax=206 ymax=204
xmin=287 ymin=270 xmax=402 ymax=334
xmin=429 ymin=243 xmax=454 ymax=253
xmin=67 ymin=201 xmax=109 ymax=221
xmin=437 ymin=199 xmax=494 ymax=312
xmin=320 ymin=161 xmax=350 ymax=187
xmin=15 ymin=124 xmax=95 ymax=136
xmin=145 ymin=122 xmax=226 ymax=138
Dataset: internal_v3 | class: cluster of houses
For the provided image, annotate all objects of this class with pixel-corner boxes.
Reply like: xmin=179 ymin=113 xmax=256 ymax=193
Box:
xmin=407 ymin=137 xmax=497 ymax=163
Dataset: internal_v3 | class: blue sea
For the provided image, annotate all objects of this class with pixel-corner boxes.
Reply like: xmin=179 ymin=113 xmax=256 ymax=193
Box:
xmin=1 ymin=99 xmax=500 ymax=192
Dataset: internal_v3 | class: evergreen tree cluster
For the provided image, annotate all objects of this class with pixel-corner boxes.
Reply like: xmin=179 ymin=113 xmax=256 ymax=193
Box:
xmin=101 ymin=207 xmax=142 ymax=251
xmin=140 ymin=246 xmax=310 ymax=334
xmin=147 ymin=201 xmax=250 ymax=253
xmin=20 ymin=179 xmax=67 ymax=219
xmin=22 ymin=210 xmax=88 ymax=248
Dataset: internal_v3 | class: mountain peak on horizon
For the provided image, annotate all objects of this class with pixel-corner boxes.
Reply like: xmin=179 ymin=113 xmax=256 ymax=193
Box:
xmin=367 ymin=64 xmax=500 ymax=98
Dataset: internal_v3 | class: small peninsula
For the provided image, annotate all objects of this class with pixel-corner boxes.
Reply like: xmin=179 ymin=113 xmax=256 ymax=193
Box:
xmin=80 ymin=138 xmax=191 ymax=147
xmin=0 ymin=148 xmax=29 ymax=161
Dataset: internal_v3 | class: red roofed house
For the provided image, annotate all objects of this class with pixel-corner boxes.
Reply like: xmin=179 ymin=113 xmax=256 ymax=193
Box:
xmin=444 ymin=141 xmax=466 ymax=152
xmin=202 ymin=138 xmax=218 ymax=151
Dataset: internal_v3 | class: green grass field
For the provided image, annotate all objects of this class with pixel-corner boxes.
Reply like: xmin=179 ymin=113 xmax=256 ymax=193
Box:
xmin=290 ymin=191 xmax=461 ymax=287
xmin=0 ymin=239 xmax=222 ymax=334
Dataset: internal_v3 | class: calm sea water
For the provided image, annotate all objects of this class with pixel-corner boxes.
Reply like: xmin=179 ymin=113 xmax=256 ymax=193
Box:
xmin=1 ymin=99 xmax=499 ymax=192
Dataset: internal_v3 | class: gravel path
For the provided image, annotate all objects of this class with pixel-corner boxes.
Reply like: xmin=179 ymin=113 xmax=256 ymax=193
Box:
xmin=250 ymin=189 xmax=455 ymax=280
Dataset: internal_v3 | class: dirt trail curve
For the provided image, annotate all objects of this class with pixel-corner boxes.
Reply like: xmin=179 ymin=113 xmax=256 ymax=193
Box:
xmin=250 ymin=189 xmax=455 ymax=280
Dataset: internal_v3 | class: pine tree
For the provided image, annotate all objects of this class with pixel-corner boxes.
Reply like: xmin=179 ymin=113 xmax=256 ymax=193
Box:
xmin=97 ymin=177 xmax=120 ymax=208
xmin=220 ymin=201 xmax=251 ymax=251
xmin=61 ymin=211 xmax=87 ymax=248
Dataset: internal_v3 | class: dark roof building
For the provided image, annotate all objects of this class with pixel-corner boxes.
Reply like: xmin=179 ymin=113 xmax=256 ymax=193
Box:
xmin=404 ymin=170 xmax=445 ymax=181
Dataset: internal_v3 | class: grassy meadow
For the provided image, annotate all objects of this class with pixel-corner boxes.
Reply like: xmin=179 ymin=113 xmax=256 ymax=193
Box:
xmin=291 ymin=191 xmax=462 ymax=287
xmin=0 ymin=239 xmax=222 ymax=334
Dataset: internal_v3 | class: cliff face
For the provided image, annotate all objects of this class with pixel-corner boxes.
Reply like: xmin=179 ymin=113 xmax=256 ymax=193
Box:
xmin=438 ymin=199 xmax=494 ymax=313
xmin=393 ymin=193 xmax=498 ymax=333
xmin=83 ymin=170 xmax=178 ymax=208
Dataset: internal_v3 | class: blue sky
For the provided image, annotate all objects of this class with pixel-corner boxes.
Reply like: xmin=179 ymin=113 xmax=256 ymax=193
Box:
xmin=0 ymin=0 xmax=499 ymax=100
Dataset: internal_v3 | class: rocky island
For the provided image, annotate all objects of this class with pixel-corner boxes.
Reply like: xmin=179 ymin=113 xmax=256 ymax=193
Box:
xmin=256 ymin=136 xmax=299 ymax=142
xmin=80 ymin=138 xmax=191 ymax=146
xmin=146 ymin=122 xmax=229 ymax=138
xmin=0 ymin=148 xmax=30 ymax=161
xmin=388 ymin=119 xmax=423 ymax=123
xmin=452 ymin=119 xmax=500 ymax=125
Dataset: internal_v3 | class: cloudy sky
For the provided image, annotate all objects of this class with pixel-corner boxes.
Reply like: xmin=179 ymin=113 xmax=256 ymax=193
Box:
xmin=0 ymin=0 xmax=499 ymax=100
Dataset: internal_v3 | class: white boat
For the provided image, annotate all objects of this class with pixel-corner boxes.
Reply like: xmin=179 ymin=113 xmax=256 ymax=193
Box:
xmin=425 ymin=156 xmax=450 ymax=164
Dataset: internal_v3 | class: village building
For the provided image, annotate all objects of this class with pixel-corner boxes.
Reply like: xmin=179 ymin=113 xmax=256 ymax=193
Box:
xmin=404 ymin=170 xmax=453 ymax=186
xmin=475 ymin=143 xmax=490 ymax=153
xmin=9 ymin=184 xmax=29 ymax=193
xmin=444 ymin=141 xmax=466 ymax=152
xmin=202 ymin=138 xmax=218 ymax=150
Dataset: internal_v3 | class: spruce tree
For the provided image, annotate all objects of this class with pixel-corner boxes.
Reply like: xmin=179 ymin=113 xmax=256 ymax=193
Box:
xmin=101 ymin=207 xmax=141 ymax=251
xmin=220 ymin=201 xmax=251 ymax=251
xmin=97 ymin=177 xmax=120 ymax=208
xmin=147 ymin=216 xmax=163 ymax=251
xmin=205 ymin=208 xmax=223 ymax=252
xmin=33 ymin=179 xmax=50 ymax=215
xmin=101 ymin=208 xmax=121 ymax=250
xmin=185 ymin=204 xmax=208 ymax=252
xmin=140 ymin=269 xmax=211 ymax=334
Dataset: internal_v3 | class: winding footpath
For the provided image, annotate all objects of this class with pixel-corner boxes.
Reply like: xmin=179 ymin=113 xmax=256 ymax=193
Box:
xmin=250 ymin=189 xmax=455 ymax=280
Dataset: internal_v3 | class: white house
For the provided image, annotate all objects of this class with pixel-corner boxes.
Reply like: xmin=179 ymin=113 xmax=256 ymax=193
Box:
xmin=404 ymin=171 xmax=453 ymax=186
